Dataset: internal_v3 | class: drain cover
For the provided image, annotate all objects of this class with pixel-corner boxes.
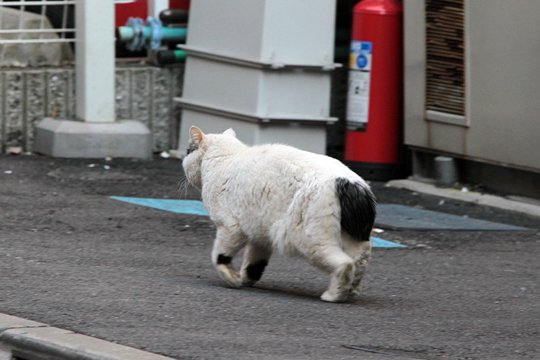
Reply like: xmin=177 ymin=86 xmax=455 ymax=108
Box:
xmin=376 ymin=204 xmax=529 ymax=231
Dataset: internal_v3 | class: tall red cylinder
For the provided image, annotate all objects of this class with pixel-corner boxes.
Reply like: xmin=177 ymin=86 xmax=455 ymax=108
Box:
xmin=344 ymin=0 xmax=404 ymax=180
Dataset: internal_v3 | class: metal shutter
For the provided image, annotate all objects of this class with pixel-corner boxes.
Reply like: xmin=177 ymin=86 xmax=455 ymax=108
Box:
xmin=425 ymin=0 xmax=465 ymax=116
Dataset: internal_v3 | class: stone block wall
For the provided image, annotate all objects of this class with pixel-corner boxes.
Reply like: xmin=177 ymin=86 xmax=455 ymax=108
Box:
xmin=0 ymin=64 xmax=184 ymax=154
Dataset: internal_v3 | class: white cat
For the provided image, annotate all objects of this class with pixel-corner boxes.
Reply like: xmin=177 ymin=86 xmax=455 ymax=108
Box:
xmin=182 ymin=126 xmax=376 ymax=302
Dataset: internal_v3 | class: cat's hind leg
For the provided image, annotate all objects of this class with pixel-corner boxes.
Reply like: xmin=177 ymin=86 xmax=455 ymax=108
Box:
xmin=240 ymin=243 xmax=273 ymax=286
xmin=342 ymin=232 xmax=372 ymax=297
xmin=211 ymin=226 xmax=247 ymax=288
xmin=300 ymin=243 xmax=355 ymax=303
xmin=319 ymin=248 xmax=355 ymax=303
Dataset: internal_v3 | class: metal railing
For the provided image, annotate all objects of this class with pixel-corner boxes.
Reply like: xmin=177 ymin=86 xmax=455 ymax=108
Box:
xmin=0 ymin=0 xmax=76 ymax=44
xmin=0 ymin=0 xmax=136 ymax=45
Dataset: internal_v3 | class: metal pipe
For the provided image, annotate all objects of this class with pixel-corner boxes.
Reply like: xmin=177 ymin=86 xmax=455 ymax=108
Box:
xmin=435 ymin=156 xmax=459 ymax=187
xmin=159 ymin=8 xmax=189 ymax=25
xmin=116 ymin=16 xmax=187 ymax=51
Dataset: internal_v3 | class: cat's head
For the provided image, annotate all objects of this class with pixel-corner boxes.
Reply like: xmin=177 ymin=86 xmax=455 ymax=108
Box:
xmin=182 ymin=126 xmax=238 ymax=190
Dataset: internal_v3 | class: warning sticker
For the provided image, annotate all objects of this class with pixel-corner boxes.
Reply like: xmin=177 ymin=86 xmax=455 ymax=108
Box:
xmin=346 ymin=70 xmax=370 ymax=125
xmin=347 ymin=41 xmax=372 ymax=129
xmin=349 ymin=40 xmax=372 ymax=71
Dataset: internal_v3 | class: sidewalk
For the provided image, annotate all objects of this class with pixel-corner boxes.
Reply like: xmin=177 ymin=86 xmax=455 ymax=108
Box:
xmin=1 ymin=154 xmax=539 ymax=359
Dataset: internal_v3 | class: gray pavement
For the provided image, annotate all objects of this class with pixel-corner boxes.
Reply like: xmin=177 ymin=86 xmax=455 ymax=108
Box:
xmin=1 ymin=154 xmax=539 ymax=360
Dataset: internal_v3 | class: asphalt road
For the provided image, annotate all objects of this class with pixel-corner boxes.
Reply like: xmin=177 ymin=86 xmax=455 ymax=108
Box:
xmin=0 ymin=154 xmax=539 ymax=360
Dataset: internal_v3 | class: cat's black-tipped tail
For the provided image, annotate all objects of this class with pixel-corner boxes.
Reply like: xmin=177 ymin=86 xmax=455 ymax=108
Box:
xmin=335 ymin=178 xmax=376 ymax=241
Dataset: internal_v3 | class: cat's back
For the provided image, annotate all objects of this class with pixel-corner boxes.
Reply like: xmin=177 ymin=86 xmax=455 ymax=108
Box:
xmin=242 ymin=143 xmax=358 ymax=181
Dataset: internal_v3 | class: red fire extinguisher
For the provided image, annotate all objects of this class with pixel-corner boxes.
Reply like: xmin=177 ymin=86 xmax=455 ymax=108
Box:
xmin=344 ymin=0 xmax=404 ymax=180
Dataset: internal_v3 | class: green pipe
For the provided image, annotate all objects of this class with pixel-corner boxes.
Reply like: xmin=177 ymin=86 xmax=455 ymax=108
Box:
xmin=117 ymin=26 xmax=187 ymax=43
xmin=156 ymin=49 xmax=187 ymax=65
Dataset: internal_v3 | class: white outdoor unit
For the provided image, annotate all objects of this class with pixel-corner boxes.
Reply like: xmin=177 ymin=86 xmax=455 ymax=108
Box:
xmin=175 ymin=0 xmax=338 ymax=154
xmin=179 ymin=57 xmax=333 ymax=120
xmin=183 ymin=0 xmax=336 ymax=67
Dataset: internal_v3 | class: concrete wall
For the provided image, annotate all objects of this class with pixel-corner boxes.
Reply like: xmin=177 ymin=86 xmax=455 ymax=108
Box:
xmin=0 ymin=64 xmax=183 ymax=154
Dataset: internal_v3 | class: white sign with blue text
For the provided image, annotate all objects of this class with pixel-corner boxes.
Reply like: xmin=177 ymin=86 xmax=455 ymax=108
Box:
xmin=346 ymin=41 xmax=372 ymax=129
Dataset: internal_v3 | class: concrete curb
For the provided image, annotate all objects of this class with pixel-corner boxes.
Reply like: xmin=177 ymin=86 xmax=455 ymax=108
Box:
xmin=0 ymin=313 xmax=175 ymax=360
xmin=387 ymin=179 xmax=540 ymax=219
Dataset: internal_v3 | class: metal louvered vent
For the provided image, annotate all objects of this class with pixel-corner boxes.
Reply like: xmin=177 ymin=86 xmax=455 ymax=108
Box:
xmin=425 ymin=0 xmax=465 ymax=116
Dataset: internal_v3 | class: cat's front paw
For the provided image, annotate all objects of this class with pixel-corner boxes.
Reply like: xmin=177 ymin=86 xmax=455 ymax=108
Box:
xmin=216 ymin=264 xmax=242 ymax=288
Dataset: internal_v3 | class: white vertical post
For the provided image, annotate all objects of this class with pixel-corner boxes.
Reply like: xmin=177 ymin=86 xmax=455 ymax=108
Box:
xmin=149 ymin=0 xmax=169 ymax=18
xmin=76 ymin=0 xmax=115 ymax=123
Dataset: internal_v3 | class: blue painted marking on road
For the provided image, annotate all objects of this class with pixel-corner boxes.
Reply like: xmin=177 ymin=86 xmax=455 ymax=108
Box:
xmin=371 ymin=237 xmax=406 ymax=248
xmin=111 ymin=197 xmax=407 ymax=248
xmin=110 ymin=196 xmax=208 ymax=216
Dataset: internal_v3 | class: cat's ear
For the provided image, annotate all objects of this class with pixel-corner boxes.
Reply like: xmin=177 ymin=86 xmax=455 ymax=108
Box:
xmin=190 ymin=126 xmax=205 ymax=146
xmin=223 ymin=128 xmax=236 ymax=138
